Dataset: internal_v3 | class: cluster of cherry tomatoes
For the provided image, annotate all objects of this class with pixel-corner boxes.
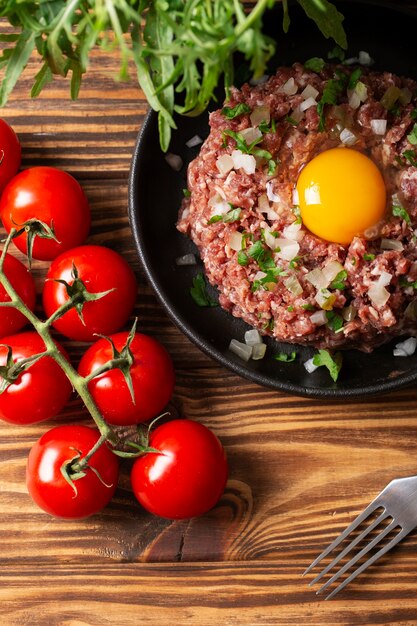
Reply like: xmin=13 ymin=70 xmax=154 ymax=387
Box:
xmin=0 ymin=119 xmax=228 ymax=521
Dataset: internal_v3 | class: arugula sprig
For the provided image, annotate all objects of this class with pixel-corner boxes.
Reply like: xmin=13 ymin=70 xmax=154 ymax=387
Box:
xmin=0 ymin=0 xmax=346 ymax=151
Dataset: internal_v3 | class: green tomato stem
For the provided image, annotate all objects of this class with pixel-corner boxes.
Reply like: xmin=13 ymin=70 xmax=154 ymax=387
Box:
xmin=0 ymin=228 xmax=117 ymax=446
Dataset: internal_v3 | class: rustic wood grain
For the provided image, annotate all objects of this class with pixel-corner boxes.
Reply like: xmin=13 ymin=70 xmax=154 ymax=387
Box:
xmin=2 ymin=3 xmax=417 ymax=624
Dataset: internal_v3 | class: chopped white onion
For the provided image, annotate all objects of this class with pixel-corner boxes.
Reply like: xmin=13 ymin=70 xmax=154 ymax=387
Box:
xmin=315 ymin=288 xmax=335 ymax=310
xmin=342 ymin=304 xmax=357 ymax=321
xmin=304 ymin=357 xmax=319 ymax=373
xmin=229 ymin=231 xmax=243 ymax=251
xmin=210 ymin=199 xmax=231 ymax=217
xmin=292 ymin=188 xmax=300 ymax=205
xmin=376 ymin=271 xmax=392 ymax=287
xmin=355 ymin=81 xmax=368 ymax=102
xmin=301 ymin=84 xmax=319 ymax=100
xmin=240 ymin=126 xmax=263 ymax=144
xmin=368 ymin=283 xmax=390 ymax=308
xmin=244 ymin=329 xmax=263 ymax=346
xmin=380 ymin=238 xmax=403 ymax=251
xmin=186 ymin=134 xmax=203 ymax=148
xmin=253 ymin=270 xmax=267 ymax=282
xmin=322 ymin=260 xmax=344 ymax=283
xmin=300 ymin=96 xmax=317 ymax=112
xmin=175 ymin=254 xmax=197 ymax=266
xmin=264 ymin=229 xmax=278 ymax=250
xmin=279 ymin=77 xmax=298 ymax=95
xmin=250 ymin=106 xmax=270 ymax=127
xmin=266 ymin=181 xmax=281 ymax=203
xmin=165 ymin=153 xmax=183 ymax=171
xmin=216 ymin=154 xmax=234 ymax=175
xmin=229 ymin=339 xmax=253 ymax=362
xmin=275 ymin=238 xmax=300 ymax=261
xmin=344 ymin=56 xmax=359 ymax=65
xmin=284 ymin=275 xmax=303 ymax=296
xmin=393 ymin=337 xmax=417 ymax=357
xmin=305 ymin=268 xmax=327 ymax=290
xmin=290 ymin=106 xmax=304 ymax=123
xmin=231 ymin=150 xmax=256 ymax=175
xmin=348 ymin=90 xmax=361 ymax=110
xmin=252 ymin=343 xmax=267 ymax=360
xmin=310 ymin=310 xmax=328 ymax=326
xmin=340 ymin=128 xmax=357 ymax=145
xmin=283 ymin=222 xmax=303 ymax=241
xmin=370 ymin=119 xmax=387 ymax=135
xmin=359 ymin=50 xmax=374 ymax=66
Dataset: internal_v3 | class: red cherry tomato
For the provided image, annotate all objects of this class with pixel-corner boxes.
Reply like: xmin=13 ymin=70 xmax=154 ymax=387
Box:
xmin=130 ymin=419 xmax=228 ymax=519
xmin=0 ymin=331 xmax=72 ymax=425
xmin=0 ymin=253 xmax=36 ymax=338
xmin=42 ymin=245 xmax=137 ymax=342
xmin=78 ymin=331 xmax=175 ymax=425
xmin=0 ymin=119 xmax=21 ymax=194
xmin=0 ymin=166 xmax=90 ymax=260
xmin=26 ymin=424 xmax=119 ymax=519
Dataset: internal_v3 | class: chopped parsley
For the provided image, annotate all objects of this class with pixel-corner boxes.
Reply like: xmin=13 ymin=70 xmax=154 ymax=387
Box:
xmin=289 ymin=256 xmax=302 ymax=269
xmin=407 ymin=123 xmax=417 ymax=145
xmin=221 ymin=103 xmax=251 ymax=119
xmin=400 ymin=277 xmax=417 ymax=289
xmin=182 ymin=188 xmax=191 ymax=198
xmin=285 ymin=115 xmax=299 ymax=126
xmin=287 ymin=305 xmax=294 ymax=312
xmin=273 ymin=351 xmax=297 ymax=363
xmin=268 ymin=159 xmax=278 ymax=176
xmin=302 ymin=303 xmax=315 ymax=311
xmin=190 ymin=273 xmax=218 ymax=307
xmin=312 ymin=349 xmax=343 ymax=382
xmin=259 ymin=118 xmax=276 ymax=134
xmin=363 ymin=253 xmax=376 ymax=261
xmin=402 ymin=150 xmax=417 ymax=167
xmin=411 ymin=108 xmax=417 ymax=120
xmin=292 ymin=206 xmax=302 ymax=225
xmin=327 ymin=45 xmax=345 ymax=62
xmin=326 ymin=311 xmax=344 ymax=332
xmin=347 ymin=67 xmax=362 ymax=91
xmin=247 ymin=240 xmax=287 ymax=291
xmin=304 ymin=57 xmax=325 ymax=73
xmin=392 ymin=204 xmax=411 ymax=225
xmin=222 ymin=129 xmax=272 ymax=160
xmin=237 ymin=250 xmax=249 ymax=266
xmin=208 ymin=207 xmax=241 ymax=225
xmin=330 ymin=270 xmax=348 ymax=290
xmin=317 ymin=72 xmax=348 ymax=131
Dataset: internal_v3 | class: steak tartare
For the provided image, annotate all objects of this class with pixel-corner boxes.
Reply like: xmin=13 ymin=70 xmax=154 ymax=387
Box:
xmin=178 ymin=61 xmax=417 ymax=351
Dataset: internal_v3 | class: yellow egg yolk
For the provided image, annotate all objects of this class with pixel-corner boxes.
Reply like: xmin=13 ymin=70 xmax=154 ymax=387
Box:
xmin=296 ymin=147 xmax=386 ymax=245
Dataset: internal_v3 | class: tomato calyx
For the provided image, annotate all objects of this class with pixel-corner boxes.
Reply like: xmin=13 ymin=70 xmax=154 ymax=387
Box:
xmin=0 ymin=344 xmax=50 ymax=392
xmin=49 ymin=262 xmax=114 ymax=326
xmin=112 ymin=412 xmax=169 ymax=459
xmin=60 ymin=437 xmax=115 ymax=497
xmin=87 ymin=319 xmax=138 ymax=402
xmin=12 ymin=218 xmax=59 ymax=268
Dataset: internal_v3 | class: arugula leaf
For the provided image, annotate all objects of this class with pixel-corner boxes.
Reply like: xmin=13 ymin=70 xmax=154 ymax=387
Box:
xmin=222 ymin=103 xmax=251 ymax=119
xmin=190 ymin=273 xmax=218 ymax=307
xmin=273 ymin=351 xmax=297 ymax=363
xmin=312 ymin=349 xmax=343 ymax=382
xmin=297 ymin=0 xmax=347 ymax=49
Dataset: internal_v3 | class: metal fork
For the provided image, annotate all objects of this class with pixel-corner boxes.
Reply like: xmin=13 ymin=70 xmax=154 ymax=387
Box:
xmin=303 ymin=475 xmax=417 ymax=599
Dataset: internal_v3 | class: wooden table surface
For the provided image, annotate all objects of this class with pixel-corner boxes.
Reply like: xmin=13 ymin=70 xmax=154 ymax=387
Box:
xmin=3 ymin=3 xmax=417 ymax=625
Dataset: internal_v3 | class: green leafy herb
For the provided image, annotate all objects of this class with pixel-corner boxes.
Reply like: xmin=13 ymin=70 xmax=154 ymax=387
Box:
xmin=285 ymin=115 xmax=299 ymax=126
xmin=401 ymin=150 xmax=417 ymax=167
xmin=0 ymin=0 xmax=347 ymax=151
xmin=302 ymin=303 xmax=315 ymax=311
xmin=327 ymin=45 xmax=345 ymax=62
xmin=392 ymin=204 xmax=411 ymax=225
xmin=222 ymin=103 xmax=251 ymax=119
xmin=330 ymin=270 xmax=348 ymax=290
xmin=247 ymin=240 xmax=287 ymax=291
xmin=268 ymin=159 xmax=278 ymax=176
xmin=190 ymin=273 xmax=218 ymax=307
xmin=259 ymin=118 xmax=276 ymax=134
xmin=273 ymin=351 xmax=297 ymax=363
xmin=237 ymin=250 xmax=249 ymax=266
xmin=326 ymin=311 xmax=344 ymax=332
xmin=317 ymin=72 xmax=348 ymax=131
xmin=182 ymin=188 xmax=191 ymax=198
xmin=208 ymin=207 xmax=242 ymax=225
xmin=400 ymin=277 xmax=417 ymax=289
xmin=304 ymin=57 xmax=326 ymax=73
xmin=223 ymin=129 xmax=272 ymax=161
xmin=363 ymin=253 xmax=375 ymax=261
xmin=347 ymin=67 xmax=362 ymax=91
xmin=312 ymin=349 xmax=343 ymax=382
xmin=287 ymin=305 xmax=294 ymax=312
xmin=411 ymin=108 xmax=417 ymax=120
xmin=407 ymin=123 xmax=417 ymax=146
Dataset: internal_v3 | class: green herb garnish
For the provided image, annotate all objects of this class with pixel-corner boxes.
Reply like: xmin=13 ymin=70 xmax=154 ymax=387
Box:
xmin=182 ymin=188 xmax=191 ymax=198
xmin=312 ymin=349 xmax=343 ymax=382
xmin=317 ymin=73 xmax=348 ymax=131
xmin=223 ymin=129 xmax=272 ymax=161
xmin=326 ymin=311 xmax=344 ymax=332
xmin=330 ymin=270 xmax=348 ymax=290
xmin=407 ymin=123 xmax=417 ymax=146
xmin=327 ymin=45 xmax=345 ymax=62
xmin=302 ymin=303 xmax=315 ymax=311
xmin=363 ymin=253 xmax=376 ymax=261
xmin=221 ymin=103 xmax=251 ymax=119
xmin=392 ymin=204 xmax=411 ymax=225
xmin=304 ymin=57 xmax=326 ymax=73
xmin=190 ymin=273 xmax=218 ymax=307
xmin=347 ymin=67 xmax=362 ymax=91
xmin=273 ymin=351 xmax=297 ymax=363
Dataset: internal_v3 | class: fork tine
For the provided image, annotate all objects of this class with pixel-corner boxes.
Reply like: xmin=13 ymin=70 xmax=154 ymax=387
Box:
xmin=303 ymin=500 xmax=381 ymax=576
xmin=309 ymin=508 xmax=388 ymax=586
xmin=325 ymin=526 xmax=409 ymax=600
xmin=316 ymin=519 xmax=398 ymax=596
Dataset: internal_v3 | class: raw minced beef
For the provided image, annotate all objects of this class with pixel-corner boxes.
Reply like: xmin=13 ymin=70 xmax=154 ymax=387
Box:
xmin=177 ymin=62 xmax=417 ymax=351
